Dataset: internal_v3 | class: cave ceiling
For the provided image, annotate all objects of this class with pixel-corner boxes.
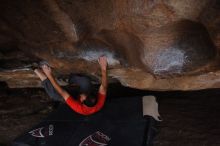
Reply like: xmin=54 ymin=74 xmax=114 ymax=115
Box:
xmin=0 ymin=0 xmax=220 ymax=90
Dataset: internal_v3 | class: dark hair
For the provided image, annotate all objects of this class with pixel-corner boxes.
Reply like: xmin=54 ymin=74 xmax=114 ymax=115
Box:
xmin=83 ymin=96 xmax=97 ymax=107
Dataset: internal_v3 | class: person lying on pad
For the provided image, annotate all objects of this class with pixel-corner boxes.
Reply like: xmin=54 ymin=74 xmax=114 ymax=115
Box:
xmin=33 ymin=56 xmax=108 ymax=115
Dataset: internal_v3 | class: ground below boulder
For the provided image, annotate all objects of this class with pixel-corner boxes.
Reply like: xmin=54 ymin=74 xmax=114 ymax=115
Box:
xmin=1 ymin=84 xmax=220 ymax=146
xmin=0 ymin=0 xmax=220 ymax=91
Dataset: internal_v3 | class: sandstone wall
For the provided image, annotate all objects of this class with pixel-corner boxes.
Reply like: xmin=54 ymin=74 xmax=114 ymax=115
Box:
xmin=0 ymin=0 xmax=220 ymax=90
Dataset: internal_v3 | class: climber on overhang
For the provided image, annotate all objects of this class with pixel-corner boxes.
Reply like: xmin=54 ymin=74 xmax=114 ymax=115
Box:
xmin=33 ymin=56 xmax=108 ymax=115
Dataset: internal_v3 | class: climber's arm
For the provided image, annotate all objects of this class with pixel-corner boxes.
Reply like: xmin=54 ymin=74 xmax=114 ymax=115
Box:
xmin=41 ymin=65 xmax=70 ymax=100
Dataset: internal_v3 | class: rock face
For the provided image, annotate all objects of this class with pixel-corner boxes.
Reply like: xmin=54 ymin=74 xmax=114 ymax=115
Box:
xmin=0 ymin=0 xmax=220 ymax=90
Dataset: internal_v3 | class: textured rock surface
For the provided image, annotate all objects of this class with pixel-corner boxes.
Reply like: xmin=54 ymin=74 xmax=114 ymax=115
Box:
xmin=0 ymin=0 xmax=220 ymax=90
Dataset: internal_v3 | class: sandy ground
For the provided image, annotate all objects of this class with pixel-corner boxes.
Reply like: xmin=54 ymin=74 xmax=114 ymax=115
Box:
xmin=0 ymin=84 xmax=220 ymax=146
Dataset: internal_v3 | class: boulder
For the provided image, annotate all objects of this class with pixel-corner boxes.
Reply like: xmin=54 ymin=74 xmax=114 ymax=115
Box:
xmin=0 ymin=0 xmax=220 ymax=90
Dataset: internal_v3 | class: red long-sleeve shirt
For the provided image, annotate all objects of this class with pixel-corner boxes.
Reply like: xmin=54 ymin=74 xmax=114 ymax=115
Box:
xmin=66 ymin=93 xmax=106 ymax=115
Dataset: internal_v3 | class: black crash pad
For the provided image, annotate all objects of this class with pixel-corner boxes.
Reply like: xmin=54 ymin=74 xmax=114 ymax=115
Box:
xmin=12 ymin=97 xmax=157 ymax=146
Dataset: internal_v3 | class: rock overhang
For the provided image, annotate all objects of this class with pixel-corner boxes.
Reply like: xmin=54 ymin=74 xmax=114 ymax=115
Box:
xmin=0 ymin=0 xmax=220 ymax=91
